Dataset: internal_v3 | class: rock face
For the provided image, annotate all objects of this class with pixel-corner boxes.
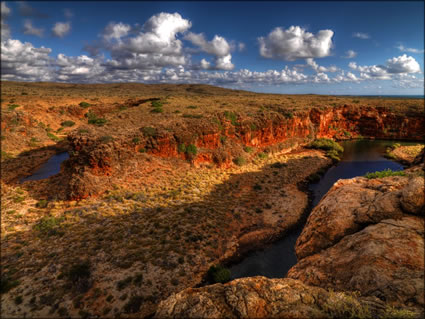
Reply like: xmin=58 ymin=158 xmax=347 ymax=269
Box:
xmin=65 ymin=105 xmax=425 ymax=199
xmin=155 ymin=277 xmax=396 ymax=319
xmin=288 ymin=175 xmax=425 ymax=311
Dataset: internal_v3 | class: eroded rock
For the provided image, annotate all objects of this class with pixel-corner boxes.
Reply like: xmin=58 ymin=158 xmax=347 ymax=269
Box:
xmin=400 ymin=177 xmax=425 ymax=215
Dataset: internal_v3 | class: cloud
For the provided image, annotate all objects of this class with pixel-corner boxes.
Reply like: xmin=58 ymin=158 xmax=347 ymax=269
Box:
xmin=184 ymin=32 xmax=234 ymax=70
xmin=352 ymin=32 xmax=370 ymax=39
xmin=63 ymin=8 xmax=73 ymax=19
xmin=342 ymin=50 xmax=357 ymax=59
xmin=102 ymin=22 xmax=131 ymax=42
xmin=18 ymin=2 xmax=49 ymax=19
xmin=1 ymin=1 xmax=11 ymax=39
xmin=23 ymin=20 xmax=44 ymax=37
xmin=258 ymin=26 xmax=334 ymax=61
xmin=385 ymin=54 xmax=421 ymax=73
xmin=238 ymin=42 xmax=245 ymax=51
xmin=349 ymin=54 xmax=421 ymax=81
xmin=52 ymin=22 xmax=71 ymax=38
xmin=396 ymin=44 xmax=424 ymax=54
xmin=1 ymin=38 xmax=54 ymax=81
xmin=305 ymin=58 xmax=338 ymax=73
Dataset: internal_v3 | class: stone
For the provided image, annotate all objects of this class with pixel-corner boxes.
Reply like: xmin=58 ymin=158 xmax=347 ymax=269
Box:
xmin=400 ymin=177 xmax=425 ymax=215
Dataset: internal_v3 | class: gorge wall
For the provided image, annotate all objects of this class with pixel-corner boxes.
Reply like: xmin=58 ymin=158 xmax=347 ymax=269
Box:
xmin=65 ymin=105 xmax=425 ymax=199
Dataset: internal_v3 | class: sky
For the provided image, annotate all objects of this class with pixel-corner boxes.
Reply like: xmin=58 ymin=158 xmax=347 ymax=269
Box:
xmin=1 ymin=1 xmax=424 ymax=95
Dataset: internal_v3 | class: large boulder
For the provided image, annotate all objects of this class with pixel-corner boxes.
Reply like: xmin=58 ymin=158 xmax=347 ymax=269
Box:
xmin=155 ymin=277 xmax=415 ymax=319
xmin=295 ymin=176 xmax=408 ymax=260
xmin=288 ymin=216 xmax=424 ymax=309
xmin=400 ymin=177 xmax=425 ymax=215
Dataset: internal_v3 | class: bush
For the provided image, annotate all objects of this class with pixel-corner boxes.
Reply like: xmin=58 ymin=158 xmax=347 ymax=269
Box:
xmin=151 ymin=107 xmax=164 ymax=113
xmin=68 ymin=261 xmax=91 ymax=292
xmin=33 ymin=216 xmax=64 ymax=236
xmin=123 ymin=296 xmax=143 ymax=313
xmin=8 ymin=104 xmax=20 ymax=110
xmin=142 ymin=126 xmax=157 ymax=137
xmin=364 ymin=169 xmax=406 ymax=179
xmin=0 ymin=275 xmax=19 ymax=294
xmin=61 ymin=120 xmax=75 ymax=127
xmin=99 ymin=136 xmax=114 ymax=143
xmin=183 ymin=114 xmax=203 ymax=118
xmin=87 ymin=111 xmax=107 ymax=126
xmin=177 ymin=143 xmax=186 ymax=153
xmin=187 ymin=105 xmax=198 ymax=109
xmin=244 ymin=146 xmax=253 ymax=153
xmin=79 ymin=102 xmax=91 ymax=108
xmin=132 ymin=137 xmax=141 ymax=145
xmin=309 ymin=138 xmax=344 ymax=161
xmin=258 ymin=152 xmax=268 ymax=159
xmin=233 ymin=156 xmax=246 ymax=166
xmin=47 ymin=132 xmax=60 ymax=142
xmin=36 ymin=199 xmax=48 ymax=208
xmin=224 ymin=111 xmax=238 ymax=126
xmin=186 ymin=144 xmax=197 ymax=156
xmin=151 ymin=100 xmax=163 ymax=108
xmin=207 ymin=265 xmax=231 ymax=284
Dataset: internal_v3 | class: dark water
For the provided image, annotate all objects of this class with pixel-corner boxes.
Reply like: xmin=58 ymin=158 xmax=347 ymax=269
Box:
xmin=229 ymin=139 xmax=409 ymax=280
xmin=20 ymin=152 xmax=69 ymax=183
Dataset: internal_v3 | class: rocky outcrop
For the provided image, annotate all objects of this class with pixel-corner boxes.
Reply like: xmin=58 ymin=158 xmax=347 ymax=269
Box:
xmin=155 ymin=277 xmax=419 ymax=318
xmin=288 ymin=174 xmax=425 ymax=311
xmin=65 ymin=105 xmax=425 ymax=199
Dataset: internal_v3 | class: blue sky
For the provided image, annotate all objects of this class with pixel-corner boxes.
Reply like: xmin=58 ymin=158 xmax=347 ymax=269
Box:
xmin=1 ymin=1 xmax=424 ymax=95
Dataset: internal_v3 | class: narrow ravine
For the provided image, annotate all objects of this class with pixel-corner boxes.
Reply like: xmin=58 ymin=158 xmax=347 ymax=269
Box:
xmin=228 ymin=139 xmax=413 ymax=279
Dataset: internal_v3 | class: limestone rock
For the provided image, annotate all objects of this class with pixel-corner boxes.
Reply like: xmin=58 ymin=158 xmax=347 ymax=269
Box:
xmin=155 ymin=277 xmax=406 ymax=319
xmin=295 ymin=176 xmax=408 ymax=260
xmin=288 ymin=216 xmax=424 ymax=309
xmin=400 ymin=177 xmax=425 ymax=215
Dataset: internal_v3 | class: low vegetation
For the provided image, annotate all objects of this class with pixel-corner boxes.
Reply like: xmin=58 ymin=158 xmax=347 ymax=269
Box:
xmin=309 ymin=138 xmax=344 ymax=161
xmin=207 ymin=265 xmax=231 ymax=284
xmin=364 ymin=168 xmax=406 ymax=179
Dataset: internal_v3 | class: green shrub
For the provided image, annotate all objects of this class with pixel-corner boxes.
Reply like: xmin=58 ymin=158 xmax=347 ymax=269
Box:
xmin=285 ymin=112 xmax=294 ymax=119
xmin=177 ymin=143 xmax=186 ymax=153
xmin=258 ymin=152 xmax=268 ymax=159
xmin=233 ymin=156 xmax=246 ymax=166
xmin=142 ymin=127 xmax=157 ymax=137
xmin=220 ymin=136 xmax=227 ymax=143
xmin=0 ymin=275 xmax=19 ymax=294
xmin=138 ymin=148 xmax=146 ymax=153
xmin=187 ymin=105 xmax=198 ymax=109
xmin=36 ymin=199 xmax=48 ymax=208
xmin=207 ymin=265 xmax=231 ymax=284
xmin=8 ymin=104 xmax=20 ymax=110
xmin=224 ymin=111 xmax=238 ymax=125
xmin=61 ymin=120 xmax=75 ymax=127
xmin=250 ymin=123 xmax=257 ymax=131
xmin=343 ymin=130 xmax=351 ymax=137
xmin=186 ymin=144 xmax=197 ymax=156
xmin=1 ymin=150 xmax=13 ymax=160
xmin=151 ymin=107 xmax=163 ymax=113
xmin=33 ymin=216 xmax=64 ymax=236
xmin=87 ymin=111 xmax=107 ymax=126
xmin=132 ymin=137 xmax=141 ymax=145
xmin=79 ymin=102 xmax=91 ymax=108
xmin=78 ymin=129 xmax=89 ymax=134
xmin=364 ymin=169 xmax=406 ymax=179
xmin=151 ymin=100 xmax=163 ymax=108
xmin=14 ymin=295 xmax=23 ymax=305
xmin=183 ymin=114 xmax=203 ymax=118
xmin=309 ymin=138 xmax=344 ymax=161
xmin=68 ymin=261 xmax=91 ymax=292
xmin=47 ymin=132 xmax=60 ymax=142
xmin=244 ymin=146 xmax=253 ymax=153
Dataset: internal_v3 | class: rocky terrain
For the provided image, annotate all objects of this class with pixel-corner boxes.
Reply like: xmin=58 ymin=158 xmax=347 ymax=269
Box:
xmin=1 ymin=81 xmax=424 ymax=318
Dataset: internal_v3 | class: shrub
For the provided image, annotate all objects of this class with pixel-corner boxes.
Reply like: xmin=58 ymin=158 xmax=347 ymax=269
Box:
xmin=68 ymin=261 xmax=91 ymax=292
xmin=258 ymin=152 xmax=268 ymax=159
xmin=207 ymin=265 xmax=231 ymax=284
xmin=78 ymin=129 xmax=89 ymax=134
xmin=183 ymin=114 xmax=203 ymax=118
xmin=364 ymin=169 xmax=406 ymax=179
xmin=99 ymin=136 xmax=114 ymax=143
xmin=177 ymin=143 xmax=186 ymax=153
xmin=138 ymin=148 xmax=146 ymax=153
xmin=79 ymin=102 xmax=91 ymax=108
xmin=309 ymin=138 xmax=343 ymax=162
xmin=132 ymin=137 xmax=141 ymax=145
xmin=186 ymin=144 xmax=197 ymax=156
xmin=224 ymin=111 xmax=238 ymax=126
xmin=233 ymin=156 xmax=246 ymax=166
xmin=151 ymin=107 xmax=163 ymax=113
xmin=33 ymin=216 xmax=64 ymax=236
xmin=187 ymin=105 xmax=198 ymax=109
xmin=8 ymin=104 xmax=20 ymax=111
xmin=285 ymin=112 xmax=294 ymax=119
xmin=250 ymin=123 xmax=257 ymax=131
xmin=142 ymin=126 xmax=157 ymax=137
xmin=220 ymin=136 xmax=227 ymax=144
xmin=36 ymin=199 xmax=48 ymax=208
xmin=244 ymin=146 xmax=253 ymax=153
xmin=343 ymin=130 xmax=351 ymax=137
xmin=0 ymin=275 xmax=19 ymax=294
xmin=123 ymin=296 xmax=143 ymax=313
xmin=61 ymin=120 xmax=75 ymax=127
xmin=87 ymin=111 xmax=107 ymax=126
xmin=47 ymin=132 xmax=60 ymax=142
xmin=151 ymin=100 xmax=163 ymax=108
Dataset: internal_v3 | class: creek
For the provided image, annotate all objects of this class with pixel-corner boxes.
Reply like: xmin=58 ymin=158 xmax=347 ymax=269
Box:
xmin=229 ymin=139 xmax=415 ymax=279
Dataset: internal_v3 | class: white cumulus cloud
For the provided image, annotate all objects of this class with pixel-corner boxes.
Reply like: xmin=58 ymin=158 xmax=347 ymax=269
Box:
xmin=23 ymin=20 xmax=44 ymax=37
xmin=258 ymin=26 xmax=334 ymax=61
xmin=396 ymin=45 xmax=424 ymax=54
xmin=52 ymin=22 xmax=71 ymax=38
xmin=342 ymin=50 xmax=357 ymax=59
